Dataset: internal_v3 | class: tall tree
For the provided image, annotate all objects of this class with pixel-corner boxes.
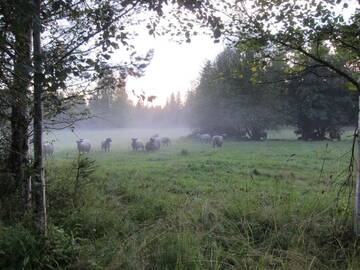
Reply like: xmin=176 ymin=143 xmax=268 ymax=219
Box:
xmin=1 ymin=0 xmax=33 ymax=216
xmin=190 ymin=48 xmax=285 ymax=139
xmin=286 ymin=65 xmax=356 ymax=140
xmin=32 ymin=0 xmax=47 ymax=235
xmin=0 ymin=0 xmax=225 ymax=231
xmin=88 ymin=69 xmax=131 ymax=128
xmin=215 ymin=0 xmax=360 ymax=231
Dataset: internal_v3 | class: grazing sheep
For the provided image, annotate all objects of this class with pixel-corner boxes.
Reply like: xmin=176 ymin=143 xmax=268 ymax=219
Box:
xmin=212 ymin=135 xmax=225 ymax=148
xmin=161 ymin=137 xmax=171 ymax=146
xmin=145 ymin=137 xmax=161 ymax=152
xmin=131 ymin=138 xmax=145 ymax=151
xmin=43 ymin=143 xmax=54 ymax=158
xmin=329 ymin=130 xmax=341 ymax=141
xmin=101 ymin=138 xmax=112 ymax=152
xmin=77 ymin=139 xmax=91 ymax=154
xmin=197 ymin=133 xmax=211 ymax=143
xmin=151 ymin=134 xmax=162 ymax=145
xmin=259 ymin=131 xmax=267 ymax=141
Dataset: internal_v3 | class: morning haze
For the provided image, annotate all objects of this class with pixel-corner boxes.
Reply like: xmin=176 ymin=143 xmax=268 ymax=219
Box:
xmin=1 ymin=1 xmax=360 ymax=269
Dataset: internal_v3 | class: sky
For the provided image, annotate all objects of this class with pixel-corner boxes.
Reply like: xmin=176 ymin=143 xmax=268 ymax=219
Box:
xmin=112 ymin=0 xmax=358 ymax=107
xmin=123 ymin=35 xmax=224 ymax=107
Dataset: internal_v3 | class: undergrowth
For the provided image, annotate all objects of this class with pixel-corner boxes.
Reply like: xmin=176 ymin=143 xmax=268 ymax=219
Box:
xmin=1 ymin=139 xmax=359 ymax=269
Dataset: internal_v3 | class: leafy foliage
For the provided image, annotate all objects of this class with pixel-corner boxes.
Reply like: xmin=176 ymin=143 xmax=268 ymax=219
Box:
xmin=217 ymin=0 xmax=360 ymax=91
xmin=188 ymin=48 xmax=285 ymax=140
xmin=285 ymin=65 xmax=357 ymax=140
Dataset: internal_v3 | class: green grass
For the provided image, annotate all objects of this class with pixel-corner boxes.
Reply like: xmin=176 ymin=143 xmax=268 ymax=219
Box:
xmin=3 ymin=128 xmax=359 ymax=269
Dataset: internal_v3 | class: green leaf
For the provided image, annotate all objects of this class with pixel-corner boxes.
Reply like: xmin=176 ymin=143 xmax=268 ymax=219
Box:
xmin=86 ymin=59 xmax=95 ymax=66
xmin=345 ymin=82 xmax=357 ymax=91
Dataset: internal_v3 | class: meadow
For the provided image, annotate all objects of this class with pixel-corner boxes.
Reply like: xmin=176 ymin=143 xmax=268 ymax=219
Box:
xmin=2 ymin=128 xmax=359 ymax=269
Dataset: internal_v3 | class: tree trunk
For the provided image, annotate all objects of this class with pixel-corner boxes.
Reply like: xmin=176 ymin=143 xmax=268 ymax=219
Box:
xmin=356 ymin=92 xmax=360 ymax=235
xmin=7 ymin=3 xmax=32 ymax=215
xmin=32 ymin=0 xmax=47 ymax=235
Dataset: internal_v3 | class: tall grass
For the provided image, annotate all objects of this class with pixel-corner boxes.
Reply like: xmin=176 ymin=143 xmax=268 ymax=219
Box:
xmin=1 ymin=134 xmax=359 ymax=269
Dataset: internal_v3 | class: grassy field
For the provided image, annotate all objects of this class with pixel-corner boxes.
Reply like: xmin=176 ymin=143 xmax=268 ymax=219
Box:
xmin=3 ymin=128 xmax=359 ymax=269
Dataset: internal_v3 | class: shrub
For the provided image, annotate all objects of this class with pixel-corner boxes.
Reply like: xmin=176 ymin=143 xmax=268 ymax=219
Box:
xmin=0 ymin=224 xmax=79 ymax=269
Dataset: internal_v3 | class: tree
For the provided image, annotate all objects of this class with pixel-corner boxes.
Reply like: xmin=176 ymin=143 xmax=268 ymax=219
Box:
xmin=176 ymin=91 xmax=182 ymax=108
xmin=286 ymin=65 xmax=356 ymax=140
xmin=0 ymin=0 xmax=33 ymax=218
xmin=88 ymin=69 xmax=131 ymax=128
xmin=0 ymin=0 xmax=224 ymax=234
xmin=32 ymin=0 xmax=47 ymax=235
xmin=216 ymin=0 xmax=360 ymax=231
xmin=190 ymin=48 xmax=285 ymax=139
xmin=220 ymin=1 xmax=359 ymax=88
xmin=90 ymin=70 xmax=121 ymax=116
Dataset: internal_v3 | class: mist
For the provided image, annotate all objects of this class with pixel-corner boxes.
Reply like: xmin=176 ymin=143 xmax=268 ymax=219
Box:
xmin=45 ymin=127 xmax=190 ymax=152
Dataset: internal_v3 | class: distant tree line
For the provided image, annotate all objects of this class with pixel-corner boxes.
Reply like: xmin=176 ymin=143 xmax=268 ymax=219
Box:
xmin=72 ymin=69 xmax=187 ymax=129
xmin=128 ymin=92 xmax=186 ymax=128
xmin=185 ymin=47 xmax=357 ymax=141
xmin=74 ymin=46 xmax=356 ymax=140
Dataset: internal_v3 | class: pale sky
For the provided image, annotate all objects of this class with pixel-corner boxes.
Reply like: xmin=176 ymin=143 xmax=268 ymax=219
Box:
xmin=110 ymin=0 xmax=357 ymax=107
xmin=123 ymin=35 xmax=224 ymax=107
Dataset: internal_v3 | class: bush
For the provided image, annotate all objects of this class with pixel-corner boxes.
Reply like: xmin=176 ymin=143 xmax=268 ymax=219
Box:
xmin=0 ymin=224 xmax=79 ymax=269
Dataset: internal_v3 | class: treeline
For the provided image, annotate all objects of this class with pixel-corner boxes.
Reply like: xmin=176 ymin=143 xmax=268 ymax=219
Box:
xmin=71 ymin=69 xmax=187 ymax=129
xmin=185 ymin=48 xmax=357 ymax=140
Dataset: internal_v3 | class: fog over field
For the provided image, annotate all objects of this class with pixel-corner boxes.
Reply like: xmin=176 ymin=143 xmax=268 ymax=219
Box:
xmin=45 ymin=127 xmax=191 ymax=152
xmin=45 ymin=127 xmax=356 ymax=154
xmin=2 ymin=0 xmax=360 ymax=268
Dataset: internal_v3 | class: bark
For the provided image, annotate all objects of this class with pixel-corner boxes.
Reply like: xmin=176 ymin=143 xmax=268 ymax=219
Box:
xmin=356 ymin=92 xmax=360 ymax=235
xmin=32 ymin=0 xmax=47 ymax=235
xmin=25 ymin=176 xmax=32 ymax=211
xmin=7 ymin=1 xmax=32 ymax=213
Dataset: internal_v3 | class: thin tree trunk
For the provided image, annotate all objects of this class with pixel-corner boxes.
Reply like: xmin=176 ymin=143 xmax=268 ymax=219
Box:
xmin=32 ymin=0 xmax=47 ymax=235
xmin=356 ymin=92 xmax=360 ymax=235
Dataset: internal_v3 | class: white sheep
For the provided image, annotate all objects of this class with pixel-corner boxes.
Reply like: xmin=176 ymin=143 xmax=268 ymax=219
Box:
xmin=197 ymin=133 xmax=211 ymax=143
xmin=212 ymin=134 xmax=226 ymax=148
xmin=131 ymin=138 xmax=145 ymax=151
xmin=145 ymin=137 xmax=161 ymax=152
xmin=43 ymin=143 xmax=54 ymax=158
xmin=161 ymin=137 xmax=171 ymax=146
xmin=77 ymin=139 xmax=91 ymax=154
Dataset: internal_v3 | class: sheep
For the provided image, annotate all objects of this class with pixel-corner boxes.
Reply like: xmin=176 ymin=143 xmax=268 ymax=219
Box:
xmin=329 ymin=130 xmax=341 ymax=141
xmin=161 ymin=137 xmax=171 ymax=146
xmin=212 ymin=134 xmax=226 ymax=148
xmin=145 ymin=137 xmax=161 ymax=152
xmin=43 ymin=142 xmax=54 ymax=158
xmin=197 ymin=133 xmax=211 ymax=143
xmin=131 ymin=138 xmax=145 ymax=151
xmin=77 ymin=139 xmax=91 ymax=154
xmin=151 ymin=134 xmax=162 ymax=145
xmin=259 ymin=131 xmax=267 ymax=141
xmin=101 ymin=138 xmax=112 ymax=152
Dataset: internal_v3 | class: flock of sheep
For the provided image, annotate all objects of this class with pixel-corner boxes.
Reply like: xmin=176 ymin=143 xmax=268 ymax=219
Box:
xmin=42 ymin=132 xmax=226 ymax=158
xmin=131 ymin=134 xmax=171 ymax=152
xmin=197 ymin=133 xmax=226 ymax=147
